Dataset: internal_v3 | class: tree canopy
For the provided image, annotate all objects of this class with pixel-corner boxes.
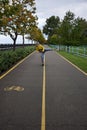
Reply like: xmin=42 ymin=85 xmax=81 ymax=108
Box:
xmin=43 ymin=16 xmax=60 ymax=39
xmin=0 ymin=0 xmax=37 ymax=50
xmin=43 ymin=11 xmax=87 ymax=46
xmin=26 ymin=26 xmax=46 ymax=44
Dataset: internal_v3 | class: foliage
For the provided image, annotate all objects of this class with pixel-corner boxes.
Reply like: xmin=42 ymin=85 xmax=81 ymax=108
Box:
xmin=43 ymin=11 xmax=87 ymax=46
xmin=49 ymin=34 xmax=59 ymax=44
xmin=26 ymin=27 xmax=46 ymax=44
xmin=59 ymin=11 xmax=75 ymax=45
xmin=72 ymin=17 xmax=87 ymax=46
xmin=43 ymin=16 xmax=60 ymax=39
xmin=0 ymin=46 xmax=35 ymax=74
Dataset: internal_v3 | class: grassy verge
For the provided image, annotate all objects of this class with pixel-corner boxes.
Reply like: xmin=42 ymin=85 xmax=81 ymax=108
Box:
xmin=0 ymin=46 xmax=35 ymax=75
xmin=58 ymin=51 xmax=87 ymax=73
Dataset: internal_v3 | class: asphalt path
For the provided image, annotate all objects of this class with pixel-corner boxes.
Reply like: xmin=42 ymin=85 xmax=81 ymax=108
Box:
xmin=0 ymin=52 xmax=43 ymax=130
xmin=0 ymin=50 xmax=87 ymax=130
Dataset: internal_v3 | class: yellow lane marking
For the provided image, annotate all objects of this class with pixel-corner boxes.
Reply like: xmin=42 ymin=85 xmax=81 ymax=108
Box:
xmin=4 ymin=86 xmax=24 ymax=92
xmin=0 ymin=51 xmax=35 ymax=80
xmin=41 ymin=56 xmax=46 ymax=130
xmin=56 ymin=52 xmax=87 ymax=76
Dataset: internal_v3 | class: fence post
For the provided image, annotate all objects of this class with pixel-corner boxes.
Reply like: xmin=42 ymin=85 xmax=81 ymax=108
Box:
xmin=72 ymin=46 xmax=73 ymax=53
xmin=77 ymin=47 xmax=79 ymax=55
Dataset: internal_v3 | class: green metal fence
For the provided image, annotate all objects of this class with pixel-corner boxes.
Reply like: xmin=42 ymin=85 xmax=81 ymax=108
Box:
xmin=51 ymin=45 xmax=87 ymax=58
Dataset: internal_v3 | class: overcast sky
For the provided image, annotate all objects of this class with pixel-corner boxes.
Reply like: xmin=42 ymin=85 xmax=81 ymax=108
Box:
xmin=0 ymin=0 xmax=87 ymax=44
xmin=36 ymin=0 xmax=87 ymax=29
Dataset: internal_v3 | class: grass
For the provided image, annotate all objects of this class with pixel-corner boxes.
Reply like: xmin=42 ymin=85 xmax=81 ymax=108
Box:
xmin=58 ymin=51 xmax=87 ymax=73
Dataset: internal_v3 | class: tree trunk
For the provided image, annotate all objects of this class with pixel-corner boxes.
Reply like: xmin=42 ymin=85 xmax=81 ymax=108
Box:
xmin=13 ymin=38 xmax=17 ymax=51
xmin=9 ymin=32 xmax=18 ymax=51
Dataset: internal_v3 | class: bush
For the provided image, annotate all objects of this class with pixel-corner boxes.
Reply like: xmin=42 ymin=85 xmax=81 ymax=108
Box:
xmin=0 ymin=46 xmax=35 ymax=75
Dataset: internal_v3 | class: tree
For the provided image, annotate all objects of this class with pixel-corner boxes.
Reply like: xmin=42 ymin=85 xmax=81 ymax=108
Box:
xmin=0 ymin=0 xmax=37 ymax=50
xmin=42 ymin=10 xmax=87 ymax=46
xmin=26 ymin=27 xmax=46 ymax=44
xmin=59 ymin=11 xmax=75 ymax=46
xmin=48 ymin=34 xmax=58 ymax=44
xmin=43 ymin=16 xmax=60 ymax=41
xmin=72 ymin=17 xmax=87 ymax=45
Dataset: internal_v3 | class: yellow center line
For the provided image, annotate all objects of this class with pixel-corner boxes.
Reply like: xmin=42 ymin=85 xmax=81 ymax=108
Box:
xmin=41 ymin=56 xmax=46 ymax=130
